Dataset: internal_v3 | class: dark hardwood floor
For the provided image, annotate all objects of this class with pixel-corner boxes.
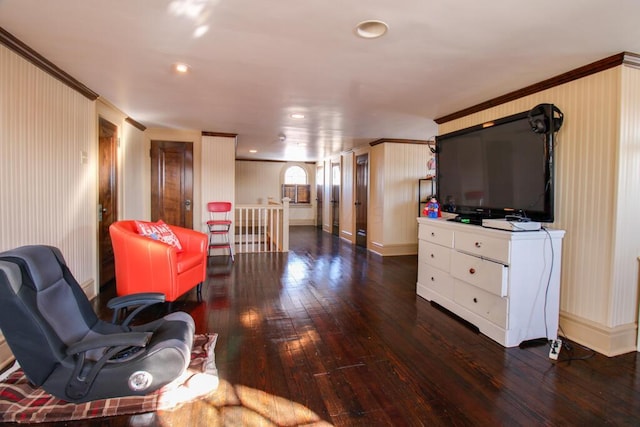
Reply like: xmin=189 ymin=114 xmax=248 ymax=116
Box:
xmin=43 ymin=227 xmax=640 ymax=425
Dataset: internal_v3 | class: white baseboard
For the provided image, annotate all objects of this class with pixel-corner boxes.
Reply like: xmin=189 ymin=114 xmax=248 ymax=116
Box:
xmin=369 ymin=241 xmax=418 ymax=256
xmin=290 ymin=219 xmax=315 ymax=226
xmin=82 ymin=278 xmax=96 ymax=300
xmin=560 ymin=311 xmax=638 ymax=356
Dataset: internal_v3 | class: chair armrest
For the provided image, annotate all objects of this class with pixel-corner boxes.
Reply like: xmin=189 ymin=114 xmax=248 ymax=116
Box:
xmin=107 ymin=292 xmax=166 ymax=326
xmin=66 ymin=332 xmax=152 ymax=356
xmin=170 ymin=225 xmax=208 ymax=253
xmin=65 ymin=331 xmax=153 ymax=400
xmin=110 ymin=223 xmax=178 ymax=296
xmin=107 ymin=293 xmax=166 ymax=311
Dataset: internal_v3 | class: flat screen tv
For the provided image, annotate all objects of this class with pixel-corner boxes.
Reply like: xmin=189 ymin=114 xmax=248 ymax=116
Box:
xmin=435 ymin=104 xmax=562 ymax=223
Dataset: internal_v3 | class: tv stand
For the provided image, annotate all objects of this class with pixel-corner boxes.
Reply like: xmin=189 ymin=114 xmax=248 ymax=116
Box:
xmin=416 ymin=218 xmax=565 ymax=347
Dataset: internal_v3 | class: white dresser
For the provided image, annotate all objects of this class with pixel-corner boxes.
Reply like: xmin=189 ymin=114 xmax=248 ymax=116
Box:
xmin=416 ymin=218 xmax=565 ymax=347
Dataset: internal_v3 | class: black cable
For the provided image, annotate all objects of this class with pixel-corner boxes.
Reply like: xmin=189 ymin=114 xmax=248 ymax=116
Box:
xmin=555 ymin=325 xmax=597 ymax=363
xmin=541 ymin=226 xmax=554 ymax=345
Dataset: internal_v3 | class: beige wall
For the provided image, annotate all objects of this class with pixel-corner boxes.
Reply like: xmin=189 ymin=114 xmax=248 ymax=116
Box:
xmin=120 ymin=121 xmax=147 ymax=220
xmin=201 ymin=135 xmax=236 ymax=252
xmin=236 ymin=161 xmax=284 ymax=205
xmin=0 ymin=44 xmax=97 ymax=290
xmin=439 ymin=65 xmax=640 ymax=356
xmin=618 ymin=66 xmax=640 ymax=353
xmin=235 ymin=160 xmax=316 ymax=226
xmin=369 ymin=141 xmax=429 ymax=256
xmin=0 ymin=44 xmax=97 ymax=368
xmin=319 ymin=157 xmax=340 ymax=233
xmin=324 ymin=159 xmax=334 ymax=233
xmin=333 ymin=141 xmax=429 ymax=255
xmin=340 ymin=151 xmax=355 ymax=242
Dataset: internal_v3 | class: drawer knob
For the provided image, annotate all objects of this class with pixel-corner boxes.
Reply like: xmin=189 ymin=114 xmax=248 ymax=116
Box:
xmin=474 ymin=241 xmax=482 ymax=248
xmin=430 ymin=253 xmax=435 ymax=258
xmin=473 ymin=297 xmax=478 ymax=303
xmin=431 ymin=232 xmax=435 ymax=237
xmin=430 ymin=276 xmax=435 ymax=281
xmin=469 ymin=268 xmax=476 ymax=274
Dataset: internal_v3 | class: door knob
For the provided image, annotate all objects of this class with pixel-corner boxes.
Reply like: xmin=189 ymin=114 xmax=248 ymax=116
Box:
xmin=98 ymin=204 xmax=106 ymax=221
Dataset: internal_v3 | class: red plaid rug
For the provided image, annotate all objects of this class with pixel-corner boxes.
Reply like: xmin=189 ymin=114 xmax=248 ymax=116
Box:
xmin=0 ymin=333 xmax=218 ymax=424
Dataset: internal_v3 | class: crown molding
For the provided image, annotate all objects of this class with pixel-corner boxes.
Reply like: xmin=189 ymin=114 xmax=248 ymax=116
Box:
xmin=125 ymin=117 xmax=146 ymax=131
xmin=0 ymin=26 xmax=99 ymax=101
xmin=201 ymin=131 xmax=238 ymax=138
xmin=435 ymin=52 xmax=639 ymax=124
xmin=369 ymin=138 xmax=430 ymax=147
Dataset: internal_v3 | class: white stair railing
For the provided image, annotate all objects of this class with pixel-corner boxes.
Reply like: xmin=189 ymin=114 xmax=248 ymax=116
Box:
xmin=235 ymin=198 xmax=289 ymax=253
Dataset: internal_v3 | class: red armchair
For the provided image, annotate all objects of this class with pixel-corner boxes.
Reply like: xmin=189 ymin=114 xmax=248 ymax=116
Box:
xmin=109 ymin=220 xmax=208 ymax=302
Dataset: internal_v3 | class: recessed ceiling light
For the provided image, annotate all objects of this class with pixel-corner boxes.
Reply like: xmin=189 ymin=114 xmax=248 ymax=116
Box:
xmin=193 ymin=25 xmax=209 ymax=38
xmin=249 ymin=149 xmax=257 ymax=153
xmin=355 ymin=20 xmax=389 ymax=39
xmin=290 ymin=113 xmax=305 ymax=119
xmin=173 ymin=63 xmax=190 ymax=73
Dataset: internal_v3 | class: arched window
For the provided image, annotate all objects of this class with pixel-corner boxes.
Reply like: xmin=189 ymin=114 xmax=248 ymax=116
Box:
xmin=282 ymin=165 xmax=311 ymax=204
xmin=284 ymin=165 xmax=307 ymax=184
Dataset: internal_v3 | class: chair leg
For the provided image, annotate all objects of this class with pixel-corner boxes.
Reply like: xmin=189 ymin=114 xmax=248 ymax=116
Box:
xmin=196 ymin=282 xmax=203 ymax=302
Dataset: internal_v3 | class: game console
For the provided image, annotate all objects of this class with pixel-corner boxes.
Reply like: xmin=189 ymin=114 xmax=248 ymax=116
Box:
xmin=481 ymin=218 xmax=541 ymax=232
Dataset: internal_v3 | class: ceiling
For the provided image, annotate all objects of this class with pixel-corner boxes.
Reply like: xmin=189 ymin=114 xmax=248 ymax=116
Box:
xmin=1 ymin=0 xmax=640 ymax=162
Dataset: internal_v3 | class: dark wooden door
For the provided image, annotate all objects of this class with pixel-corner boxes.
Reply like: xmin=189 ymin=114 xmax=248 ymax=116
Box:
xmin=331 ymin=162 xmax=340 ymax=236
xmin=316 ymin=165 xmax=324 ymax=229
xmin=150 ymin=141 xmax=193 ymax=228
xmin=355 ymin=154 xmax=368 ymax=248
xmin=98 ymin=117 xmax=117 ymax=287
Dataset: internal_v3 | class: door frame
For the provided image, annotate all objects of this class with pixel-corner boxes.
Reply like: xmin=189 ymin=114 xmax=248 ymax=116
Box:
xmin=331 ymin=161 xmax=341 ymax=236
xmin=97 ymin=116 xmax=118 ymax=288
xmin=355 ymin=153 xmax=369 ymax=248
xmin=316 ymin=165 xmax=324 ymax=229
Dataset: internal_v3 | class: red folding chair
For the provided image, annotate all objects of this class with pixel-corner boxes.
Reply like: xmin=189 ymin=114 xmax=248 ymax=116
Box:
xmin=206 ymin=201 xmax=235 ymax=261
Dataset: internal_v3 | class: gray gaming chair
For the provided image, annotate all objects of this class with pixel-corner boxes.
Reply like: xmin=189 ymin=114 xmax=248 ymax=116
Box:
xmin=0 ymin=245 xmax=195 ymax=403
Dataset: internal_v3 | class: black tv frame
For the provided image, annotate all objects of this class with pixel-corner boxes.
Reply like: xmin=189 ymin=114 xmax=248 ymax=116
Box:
xmin=435 ymin=104 xmax=559 ymax=223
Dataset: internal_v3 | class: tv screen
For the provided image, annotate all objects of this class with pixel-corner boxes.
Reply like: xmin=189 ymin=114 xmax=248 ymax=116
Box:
xmin=436 ymin=108 xmax=555 ymax=223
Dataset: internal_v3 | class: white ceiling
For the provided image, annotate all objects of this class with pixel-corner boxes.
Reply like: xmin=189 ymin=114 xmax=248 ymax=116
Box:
xmin=2 ymin=0 xmax=640 ymax=161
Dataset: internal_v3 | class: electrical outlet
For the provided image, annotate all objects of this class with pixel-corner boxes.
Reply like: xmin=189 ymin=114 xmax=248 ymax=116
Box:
xmin=549 ymin=339 xmax=562 ymax=360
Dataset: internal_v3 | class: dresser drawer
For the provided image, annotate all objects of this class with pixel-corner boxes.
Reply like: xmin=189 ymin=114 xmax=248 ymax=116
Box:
xmin=419 ymin=240 xmax=451 ymax=272
xmin=454 ymin=280 xmax=507 ymax=328
xmin=418 ymin=263 xmax=454 ymax=300
xmin=454 ymin=231 xmax=510 ymax=264
xmin=450 ymin=251 xmax=508 ymax=297
xmin=419 ymin=223 xmax=454 ymax=248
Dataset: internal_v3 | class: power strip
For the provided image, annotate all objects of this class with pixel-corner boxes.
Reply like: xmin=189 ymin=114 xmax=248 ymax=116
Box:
xmin=549 ymin=339 xmax=562 ymax=360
